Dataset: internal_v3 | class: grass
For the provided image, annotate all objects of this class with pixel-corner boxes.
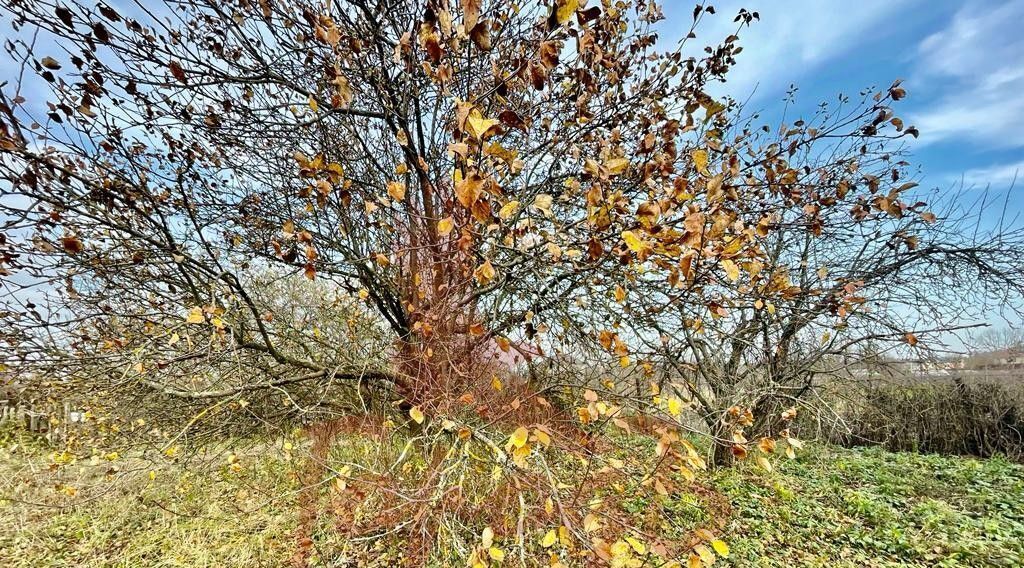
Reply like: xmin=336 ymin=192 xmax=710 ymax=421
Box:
xmin=2 ymin=423 xmax=1022 ymax=567
xmin=0 ymin=427 xmax=298 ymax=567
xmin=716 ymin=445 xmax=1024 ymax=567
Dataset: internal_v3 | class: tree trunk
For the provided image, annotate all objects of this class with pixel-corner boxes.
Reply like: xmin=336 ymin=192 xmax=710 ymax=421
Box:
xmin=712 ymin=439 xmax=734 ymax=468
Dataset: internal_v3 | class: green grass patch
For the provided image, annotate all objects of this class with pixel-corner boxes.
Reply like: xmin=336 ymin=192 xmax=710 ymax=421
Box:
xmin=715 ymin=445 xmax=1024 ymax=567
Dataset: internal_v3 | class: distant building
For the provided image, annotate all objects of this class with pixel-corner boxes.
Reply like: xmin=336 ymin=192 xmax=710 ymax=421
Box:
xmin=967 ymin=347 xmax=1024 ymax=370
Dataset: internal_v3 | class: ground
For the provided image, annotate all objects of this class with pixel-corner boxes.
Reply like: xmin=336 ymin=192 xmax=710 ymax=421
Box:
xmin=1 ymin=425 xmax=1022 ymax=567
xmin=718 ymin=446 xmax=1023 ymax=567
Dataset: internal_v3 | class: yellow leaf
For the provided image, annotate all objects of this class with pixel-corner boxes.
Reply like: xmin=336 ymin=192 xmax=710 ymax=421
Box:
xmin=711 ymin=539 xmax=730 ymax=558
xmin=511 ymin=445 xmax=530 ymax=465
xmin=308 ymin=96 xmax=318 ymax=112
xmin=624 ymin=536 xmax=646 ymax=555
xmin=533 ymin=428 xmax=551 ymax=447
xmin=510 ymin=426 xmax=529 ymax=449
xmin=703 ymin=99 xmax=726 ymax=121
xmin=555 ymin=0 xmax=579 ymax=25
xmin=604 ymin=157 xmax=629 ymax=175
xmin=387 ymin=180 xmax=406 ymax=201
xmin=688 ymin=553 xmax=702 ymax=568
xmin=757 ymin=456 xmax=773 ymax=472
xmin=540 ymin=529 xmax=558 ymax=548
xmin=491 ymin=375 xmax=503 ymax=391
xmin=621 ymin=230 xmax=644 ymax=253
xmin=437 ymin=217 xmax=454 ymax=236
xmin=722 ymin=259 xmax=740 ymax=282
xmin=692 ymin=149 xmax=709 ymax=176
xmin=488 ymin=547 xmax=505 ymax=561
xmin=694 ymin=544 xmax=715 ymax=565
xmin=498 ymin=200 xmax=520 ymax=219
xmin=722 ymin=236 xmax=743 ymax=256
xmin=474 ymin=260 xmax=496 ymax=285
xmin=186 ymin=307 xmax=204 ymax=324
xmin=409 ymin=406 xmax=425 ymax=424
xmin=467 ymin=109 xmax=500 ymax=139
xmin=456 ymin=172 xmax=485 ymax=208
xmin=533 ymin=194 xmax=553 ymax=215
xmin=614 ymin=285 xmax=626 ymax=302
xmin=667 ymin=397 xmax=682 ymax=417
xmin=707 ymin=173 xmax=726 ymax=199
xmin=558 ymin=526 xmax=570 ymax=546
xmin=610 ymin=541 xmax=631 ymax=557
xmin=583 ymin=513 xmax=601 ymax=532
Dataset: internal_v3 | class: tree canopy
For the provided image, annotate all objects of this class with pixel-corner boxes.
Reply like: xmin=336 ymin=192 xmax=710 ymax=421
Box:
xmin=3 ymin=1 xmax=1022 ymax=565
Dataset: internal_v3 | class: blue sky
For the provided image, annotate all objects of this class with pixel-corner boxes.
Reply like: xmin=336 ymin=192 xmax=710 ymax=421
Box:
xmin=4 ymin=1 xmax=1019 ymax=209
xmin=664 ymin=0 xmax=1024 ymax=217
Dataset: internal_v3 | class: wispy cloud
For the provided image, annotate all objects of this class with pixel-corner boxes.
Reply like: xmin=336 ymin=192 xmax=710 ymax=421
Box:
xmin=947 ymin=159 xmax=1024 ymax=188
xmin=909 ymin=0 xmax=1024 ymax=148
xmin=692 ymin=0 xmax=915 ymax=101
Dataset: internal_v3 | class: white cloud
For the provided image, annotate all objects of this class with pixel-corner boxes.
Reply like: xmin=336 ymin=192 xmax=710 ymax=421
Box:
xmin=687 ymin=0 xmax=915 ymax=102
xmin=946 ymin=159 xmax=1024 ymax=188
xmin=909 ymin=0 xmax=1024 ymax=147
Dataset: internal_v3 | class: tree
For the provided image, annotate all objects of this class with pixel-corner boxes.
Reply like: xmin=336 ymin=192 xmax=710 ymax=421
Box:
xmin=972 ymin=326 xmax=1024 ymax=355
xmin=0 ymin=0 xmax=953 ymax=564
xmin=1 ymin=0 xmax=749 ymax=407
xmin=618 ymin=105 xmax=1024 ymax=463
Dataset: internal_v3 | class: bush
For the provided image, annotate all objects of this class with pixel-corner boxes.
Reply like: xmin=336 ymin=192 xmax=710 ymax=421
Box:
xmin=811 ymin=380 xmax=1024 ymax=461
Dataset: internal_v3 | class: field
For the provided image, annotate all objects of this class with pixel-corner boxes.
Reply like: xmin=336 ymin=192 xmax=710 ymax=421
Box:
xmin=2 ymin=425 xmax=1022 ymax=567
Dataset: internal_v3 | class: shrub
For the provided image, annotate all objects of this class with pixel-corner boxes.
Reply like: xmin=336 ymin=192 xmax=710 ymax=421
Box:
xmin=813 ymin=380 xmax=1024 ymax=461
